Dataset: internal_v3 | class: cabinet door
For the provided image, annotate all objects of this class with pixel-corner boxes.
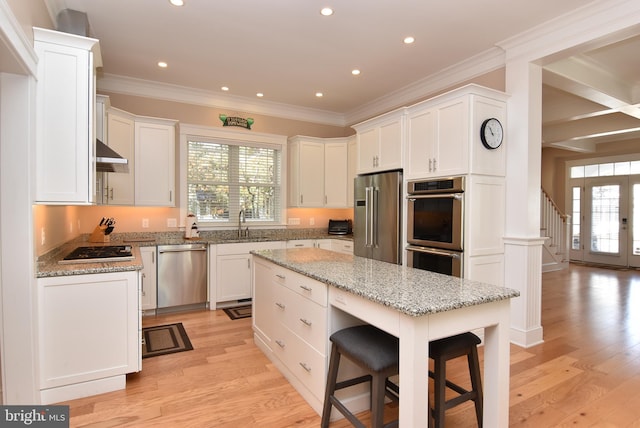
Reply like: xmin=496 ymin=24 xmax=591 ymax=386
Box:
xmin=38 ymin=272 xmax=139 ymax=390
xmin=34 ymin=29 xmax=97 ymax=204
xmin=434 ymin=97 xmax=469 ymax=177
xmin=140 ymin=247 xmax=157 ymax=311
xmin=106 ymin=112 xmax=135 ymax=205
xmin=135 ymin=120 xmax=176 ymax=206
xmin=357 ymin=127 xmax=379 ymax=173
xmin=324 ymin=142 xmax=348 ymax=207
xmin=378 ymin=119 xmax=403 ymax=171
xmin=298 ymin=141 xmax=325 ymax=207
xmin=217 ymin=254 xmax=252 ymax=302
xmin=347 ymin=137 xmax=357 ymax=207
xmin=407 ymin=108 xmax=437 ymax=178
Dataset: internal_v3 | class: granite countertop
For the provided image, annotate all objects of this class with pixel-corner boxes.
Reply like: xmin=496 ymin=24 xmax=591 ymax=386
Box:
xmin=36 ymin=229 xmax=352 ymax=278
xmin=251 ymin=248 xmax=520 ymax=317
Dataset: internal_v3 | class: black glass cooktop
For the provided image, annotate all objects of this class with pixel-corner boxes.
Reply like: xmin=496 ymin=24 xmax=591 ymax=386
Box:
xmin=60 ymin=245 xmax=134 ymax=264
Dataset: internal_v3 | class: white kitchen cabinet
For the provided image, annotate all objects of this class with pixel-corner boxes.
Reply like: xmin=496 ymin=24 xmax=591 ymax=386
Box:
xmin=288 ymin=136 xmax=352 ymax=208
xmin=102 ymin=108 xmax=135 ymax=205
xmin=330 ymin=239 xmax=353 ymax=254
xmin=286 ymin=239 xmax=331 ymax=249
xmin=34 ymin=27 xmax=101 ymax=204
xmin=38 ymin=271 xmax=140 ymax=403
xmin=214 ymin=241 xmax=284 ymax=305
xmin=324 ymin=141 xmax=348 ymax=207
xmin=347 ymin=136 xmax=357 ymax=207
xmin=353 ymin=108 xmax=405 ymax=174
xmin=135 ymin=117 xmax=177 ymax=206
xmin=252 ymin=257 xmax=329 ymax=406
xmin=140 ymin=246 xmax=157 ymax=312
xmin=405 ymin=85 xmax=508 ymax=180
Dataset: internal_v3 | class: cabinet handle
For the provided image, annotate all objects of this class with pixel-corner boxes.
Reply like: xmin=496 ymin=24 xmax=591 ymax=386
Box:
xmin=247 ymin=259 xmax=250 ymax=269
xmin=300 ymin=194 xmax=303 ymax=204
xmin=275 ymin=340 xmax=285 ymax=348
xmin=299 ymin=318 xmax=312 ymax=327
xmin=299 ymin=362 xmax=312 ymax=372
xmin=293 ymin=244 xmax=305 ymax=247
xmin=299 ymin=285 xmax=312 ymax=292
xmin=141 ymin=272 xmax=146 ymax=296
xmin=169 ymin=190 xmax=172 ymax=202
xmin=325 ymin=195 xmax=327 ymax=204
xmin=433 ymin=158 xmax=437 ymax=171
xmin=151 ymin=251 xmax=155 ymax=264
xmin=429 ymin=158 xmax=432 ymax=172
xmin=276 ymin=274 xmax=286 ymax=279
xmin=275 ymin=302 xmax=285 ymax=310
xmin=110 ymin=187 xmax=114 ymax=200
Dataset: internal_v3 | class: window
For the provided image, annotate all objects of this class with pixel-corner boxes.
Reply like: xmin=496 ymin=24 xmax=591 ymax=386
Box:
xmin=187 ymin=138 xmax=282 ymax=225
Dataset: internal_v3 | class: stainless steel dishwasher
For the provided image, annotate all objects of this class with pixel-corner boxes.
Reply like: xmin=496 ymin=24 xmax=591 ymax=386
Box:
xmin=157 ymin=243 xmax=208 ymax=311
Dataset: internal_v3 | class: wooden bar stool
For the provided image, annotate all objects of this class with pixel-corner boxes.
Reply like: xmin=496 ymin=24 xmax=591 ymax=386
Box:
xmin=321 ymin=325 xmax=399 ymax=428
xmin=429 ymin=332 xmax=483 ymax=428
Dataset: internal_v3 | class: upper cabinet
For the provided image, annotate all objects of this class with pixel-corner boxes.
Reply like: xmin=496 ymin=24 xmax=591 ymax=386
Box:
xmin=405 ymin=85 xmax=508 ymax=180
xmin=288 ymin=136 xmax=354 ymax=208
xmin=352 ymin=108 xmax=405 ymax=175
xmin=134 ymin=117 xmax=177 ymax=206
xmin=34 ymin=28 xmax=101 ymax=204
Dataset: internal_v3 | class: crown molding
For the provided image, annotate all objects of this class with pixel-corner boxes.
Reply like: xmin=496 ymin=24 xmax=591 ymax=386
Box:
xmin=498 ymin=0 xmax=640 ymax=64
xmin=344 ymin=47 xmax=506 ymax=125
xmin=0 ymin=0 xmax=39 ymax=76
xmin=96 ymin=73 xmax=348 ymax=127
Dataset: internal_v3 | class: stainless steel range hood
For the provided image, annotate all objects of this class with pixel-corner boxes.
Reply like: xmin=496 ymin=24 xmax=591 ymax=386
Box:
xmin=96 ymin=139 xmax=129 ymax=173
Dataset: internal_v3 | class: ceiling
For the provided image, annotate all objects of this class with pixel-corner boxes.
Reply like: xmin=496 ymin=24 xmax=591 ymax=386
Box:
xmin=43 ymin=0 xmax=640 ymax=152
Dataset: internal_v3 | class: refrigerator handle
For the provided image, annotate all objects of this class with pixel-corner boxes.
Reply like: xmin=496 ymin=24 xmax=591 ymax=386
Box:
xmin=365 ymin=186 xmax=372 ymax=247
xmin=372 ymin=187 xmax=379 ymax=248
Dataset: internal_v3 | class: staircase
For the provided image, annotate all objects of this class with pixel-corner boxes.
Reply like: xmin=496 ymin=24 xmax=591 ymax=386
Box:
xmin=540 ymin=189 xmax=570 ymax=272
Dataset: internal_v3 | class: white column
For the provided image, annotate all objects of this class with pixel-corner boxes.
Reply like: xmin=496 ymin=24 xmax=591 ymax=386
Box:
xmin=504 ymin=60 xmax=545 ymax=347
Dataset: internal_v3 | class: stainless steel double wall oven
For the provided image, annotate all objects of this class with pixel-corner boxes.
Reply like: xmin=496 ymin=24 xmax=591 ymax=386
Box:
xmin=406 ymin=176 xmax=464 ymax=277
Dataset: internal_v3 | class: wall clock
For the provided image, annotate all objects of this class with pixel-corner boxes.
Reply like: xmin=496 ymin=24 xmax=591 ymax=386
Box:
xmin=480 ymin=118 xmax=503 ymax=149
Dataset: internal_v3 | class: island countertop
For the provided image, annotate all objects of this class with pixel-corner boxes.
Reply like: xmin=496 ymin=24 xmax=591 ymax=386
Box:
xmin=251 ymin=247 xmax=519 ymax=317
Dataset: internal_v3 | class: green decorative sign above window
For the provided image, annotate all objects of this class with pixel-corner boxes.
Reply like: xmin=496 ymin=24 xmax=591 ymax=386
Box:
xmin=219 ymin=114 xmax=254 ymax=130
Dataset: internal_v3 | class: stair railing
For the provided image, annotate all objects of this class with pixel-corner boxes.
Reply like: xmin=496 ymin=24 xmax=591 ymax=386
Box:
xmin=540 ymin=188 xmax=571 ymax=263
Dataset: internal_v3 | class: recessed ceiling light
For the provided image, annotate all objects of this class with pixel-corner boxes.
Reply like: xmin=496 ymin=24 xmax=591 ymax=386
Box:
xmin=157 ymin=61 xmax=168 ymax=68
xmin=256 ymin=93 xmax=264 ymax=98
xmin=403 ymin=36 xmax=415 ymax=44
xmin=352 ymin=69 xmax=361 ymax=76
xmin=320 ymin=7 xmax=334 ymax=16
xmin=221 ymin=86 xmax=229 ymax=91
xmin=169 ymin=0 xmax=184 ymax=6
xmin=316 ymin=92 xmax=323 ymax=98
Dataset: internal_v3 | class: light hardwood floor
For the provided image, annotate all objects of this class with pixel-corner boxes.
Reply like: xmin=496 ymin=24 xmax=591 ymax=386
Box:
xmin=60 ymin=263 xmax=640 ymax=427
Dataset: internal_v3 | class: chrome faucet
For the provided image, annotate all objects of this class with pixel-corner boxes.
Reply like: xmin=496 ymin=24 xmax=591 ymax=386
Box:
xmin=238 ymin=209 xmax=248 ymax=238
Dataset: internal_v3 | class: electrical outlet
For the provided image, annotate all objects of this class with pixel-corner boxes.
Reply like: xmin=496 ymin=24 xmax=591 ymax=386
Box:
xmin=41 ymin=227 xmax=45 ymax=246
xmin=142 ymin=218 xmax=149 ymax=228
xmin=288 ymin=218 xmax=300 ymax=225
xmin=309 ymin=217 xmax=315 ymax=226
xmin=167 ymin=218 xmax=177 ymax=228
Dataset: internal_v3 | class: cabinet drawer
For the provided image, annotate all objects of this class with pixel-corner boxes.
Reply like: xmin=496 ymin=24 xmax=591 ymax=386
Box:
xmin=275 ymin=285 xmax=327 ymax=353
xmin=271 ymin=326 xmax=327 ymax=401
xmin=282 ymin=269 xmax=327 ymax=307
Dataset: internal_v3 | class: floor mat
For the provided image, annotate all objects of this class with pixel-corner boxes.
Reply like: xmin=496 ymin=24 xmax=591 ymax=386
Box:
xmin=223 ymin=305 xmax=252 ymax=320
xmin=142 ymin=322 xmax=193 ymax=358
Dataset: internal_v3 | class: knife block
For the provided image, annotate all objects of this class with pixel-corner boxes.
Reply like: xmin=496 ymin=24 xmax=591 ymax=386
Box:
xmin=89 ymin=225 xmax=110 ymax=243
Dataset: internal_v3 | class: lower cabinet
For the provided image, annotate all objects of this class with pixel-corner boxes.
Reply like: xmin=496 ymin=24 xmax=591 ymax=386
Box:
xmin=140 ymin=246 xmax=157 ymax=311
xmin=214 ymin=241 xmax=284 ymax=305
xmin=252 ymin=257 xmax=328 ymax=409
xmin=37 ymin=271 xmax=140 ymax=403
xmin=286 ymin=239 xmax=351 ymax=252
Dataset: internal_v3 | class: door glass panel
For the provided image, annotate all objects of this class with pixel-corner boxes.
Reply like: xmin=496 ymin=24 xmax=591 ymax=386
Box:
xmin=634 ymin=184 xmax=640 ymax=256
xmin=590 ymin=184 xmax=619 ymax=253
xmin=572 ymin=186 xmax=581 ymax=250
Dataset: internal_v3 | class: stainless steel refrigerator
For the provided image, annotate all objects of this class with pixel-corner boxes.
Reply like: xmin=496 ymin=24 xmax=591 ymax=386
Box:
xmin=354 ymin=169 xmax=402 ymax=264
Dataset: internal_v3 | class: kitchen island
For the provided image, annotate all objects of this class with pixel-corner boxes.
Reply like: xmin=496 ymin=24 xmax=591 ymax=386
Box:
xmin=251 ymin=248 xmax=519 ymax=427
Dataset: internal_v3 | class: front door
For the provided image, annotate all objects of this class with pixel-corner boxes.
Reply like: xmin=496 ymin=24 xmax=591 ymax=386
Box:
xmin=581 ymin=176 xmax=640 ymax=267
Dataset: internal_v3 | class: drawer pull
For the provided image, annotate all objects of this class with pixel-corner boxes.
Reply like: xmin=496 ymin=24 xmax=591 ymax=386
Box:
xmin=276 ymin=274 xmax=286 ymax=279
xmin=299 ymin=318 xmax=312 ymax=327
xmin=299 ymin=362 xmax=311 ymax=372
xmin=299 ymin=285 xmax=312 ymax=292
xmin=275 ymin=302 xmax=286 ymax=310
xmin=275 ymin=340 xmax=285 ymax=348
